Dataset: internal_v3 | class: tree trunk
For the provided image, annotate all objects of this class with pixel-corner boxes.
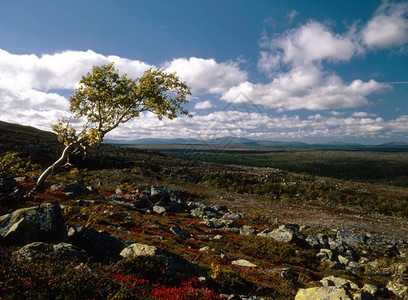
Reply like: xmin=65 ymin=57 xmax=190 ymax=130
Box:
xmin=36 ymin=143 xmax=74 ymax=188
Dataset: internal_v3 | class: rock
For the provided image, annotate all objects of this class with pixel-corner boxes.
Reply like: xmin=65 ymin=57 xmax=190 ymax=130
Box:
xmin=266 ymin=227 xmax=296 ymax=243
xmin=361 ymin=284 xmax=380 ymax=299
xmin=149 ymin=185 xmax=171 ymax=203
xmin=222 ymin=212 xmax=242 ymax=219
xmin=15 ymin=242 xmax=49 ymax=260
xmin=120 ymin=243 xmax=196 ymax=275
xmin=0 ymin=202 xmax=67 ymax=245
xmin=0 ymin=172 xmax=21 ymax=202
xmin=63 ymin=181 xmax=89 ymax=197
xmin=336 ymin=230 xmax=367 ymax=247
xmin=213 ymin=234 xmax=227 ymax=240
xmin=52 ymin=242 xmax=85 ymax=260
xmin=170 ymin=225 xmax=189 ymax=238
xmin=202 ymin=217 xmax=236 ymax=229
xmin=231 ymin=259 xmax=258 ymax=268
xmin=239 ymin=225 xmax=258 ymax=236
xmin=120 ymin=243 xmax=159 ymax=259
xmin=152 ymin=205 xmax=167 ymax=214
xmin=295 ymin=286 xmax=353 ymax=300
xmin=306 ymin=233 xmax=329 ymax=249
xmin=316 ymin=248 xmax=334 ymax=261
xmin=320 ymin=275 xmax=359 ymax=290
xmin=386 ymin=281 xmax=408 ymax=298
xmin=68 ymin=226 xmax=126 ymax=260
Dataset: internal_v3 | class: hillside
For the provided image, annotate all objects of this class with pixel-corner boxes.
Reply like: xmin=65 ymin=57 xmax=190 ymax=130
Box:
xmin=1 ymin=121 xmax=408 ymax=299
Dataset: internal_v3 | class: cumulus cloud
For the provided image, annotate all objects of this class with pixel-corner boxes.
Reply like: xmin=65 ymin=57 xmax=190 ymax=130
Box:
xmin=262 ymin=21 xmax=357 ymax=67
xmin=362 ymin=1 xmax=408 ymax=49
xmin=0 ymin=49 xmax=153 ymax=131
xmin=223 ymin=65 xmax=390 ymax=110
xmin=165 ymin=57 xmax=248 ymax=94
xmin=194 ymin=100 xmax=213 ymax=110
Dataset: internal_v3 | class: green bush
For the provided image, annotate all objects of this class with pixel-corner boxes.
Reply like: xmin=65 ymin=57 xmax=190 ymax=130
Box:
xmin=0 ymin=152 xmax=40 ymax=177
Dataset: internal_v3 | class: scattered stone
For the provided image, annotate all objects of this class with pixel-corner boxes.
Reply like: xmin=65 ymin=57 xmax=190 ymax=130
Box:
xmin=213 ymin=234 xmax=227 ymax=240
xmin=320 ymin=275 xmax=359 ymax=290
xmin=120 ymin=243 xmax=159 ymax=259
xmin=239 ymin=225 xmax=258 ymax=236
xmin=231 ymin=259 xmax=258 ymax=268
xmin=170 ymin=225 xmax=189 ymax=238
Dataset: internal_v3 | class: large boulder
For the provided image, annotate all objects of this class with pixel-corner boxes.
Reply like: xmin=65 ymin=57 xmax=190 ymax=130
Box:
xmin=68 ymin=226 xmax=126 ymax=260
xmin=0 ymin=202 xmax=67 ymax=244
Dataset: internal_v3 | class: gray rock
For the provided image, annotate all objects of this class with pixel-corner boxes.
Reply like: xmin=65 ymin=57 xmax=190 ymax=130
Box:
xmin=320 ymin=275 xmax=359 ymax=290
xmin=231 ymin=259 xmax=258 ymax=268
xmin=239 ymin=225 xmax=258 ymax=236
xmin=68 ymin=226 xmax=126 ymax=260
xmin=15 ymin=241 xmax=49 ymax=260
xmin=170 ymin=225 xmax=189 ymax=238
xmin=152 ymin=205 xmax=167 ymax=214
xmin=317 ymin=248 xmax=334 ymax=261
xmin=52 ymin=242 xmax=85 ymax=259
xmin=295 ymin=286 xmax=353 ymax=300
xmin=336 ymin=230 xmax=367 ymax=247
xmin=266 ymin=227 xmax=296 ymax=243
xmin=0 ymin=202 xmax=67 ymax=245
xmin=63 ymin=181 xmax=89 ymax=197
xmin=121 ymin=242 xmax=196 ymax=275
xmin=120 ymin=243 xmax=159 ymax=259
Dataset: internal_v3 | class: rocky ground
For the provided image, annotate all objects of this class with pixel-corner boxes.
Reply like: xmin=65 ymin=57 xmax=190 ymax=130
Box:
xmin=1 ymin=121 xmax=408 ymax=299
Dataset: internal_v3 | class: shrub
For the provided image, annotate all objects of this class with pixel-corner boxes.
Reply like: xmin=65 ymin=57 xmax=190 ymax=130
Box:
xmin=0 ymin=152 xmax=40 ymax=177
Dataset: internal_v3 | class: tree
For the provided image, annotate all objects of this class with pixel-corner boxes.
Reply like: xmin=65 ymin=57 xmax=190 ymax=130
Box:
xmin=35 ymin=63 xmax=191 ymax=188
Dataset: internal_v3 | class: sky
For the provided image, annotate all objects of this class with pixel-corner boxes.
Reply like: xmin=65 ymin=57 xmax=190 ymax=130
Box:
xmin=1 ymin=0 xmax=408 ymax=144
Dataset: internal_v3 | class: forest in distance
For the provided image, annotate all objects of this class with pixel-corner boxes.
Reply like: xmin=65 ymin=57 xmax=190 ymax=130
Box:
xmin=128 ymin=143 xmax=408 ymax=188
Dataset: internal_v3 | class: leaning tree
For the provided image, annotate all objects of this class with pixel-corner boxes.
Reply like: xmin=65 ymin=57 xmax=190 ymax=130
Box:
xmin=35 ymin=63 xmax=191 ymax=188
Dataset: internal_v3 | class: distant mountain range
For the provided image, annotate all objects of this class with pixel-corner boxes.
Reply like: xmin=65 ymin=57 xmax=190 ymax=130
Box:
xmin=107 ymin=136 xmax=408 ymax=149
xmin=1 ymin=120 xmax=407 ymax=151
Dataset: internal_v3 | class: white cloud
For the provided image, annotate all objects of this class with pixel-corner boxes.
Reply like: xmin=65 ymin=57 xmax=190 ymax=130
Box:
xmin=362 ymin=1 xmax=408 ymax=49
xmin=165 ymin=57 xmax=248 ymax=94
xmin=194 ymin=100 xmax=213 ymax=110
xmin=222 ymin=65 xmax=390 ymax=110
xmin=0 ymin=49 xmax=152 ymax=131
xmin=265 ymin=21 xmax=357 ymax=67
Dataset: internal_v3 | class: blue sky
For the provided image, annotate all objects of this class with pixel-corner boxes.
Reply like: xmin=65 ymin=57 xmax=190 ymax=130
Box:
xmin=1 ymin=0 xmax=408 ymax=144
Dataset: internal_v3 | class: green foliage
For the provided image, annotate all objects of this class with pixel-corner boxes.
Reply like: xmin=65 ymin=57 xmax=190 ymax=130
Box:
xmin=53 ymin=63 xmax=191 ymax=147
xmin=0 ymin=152 xmax=40 ymax=177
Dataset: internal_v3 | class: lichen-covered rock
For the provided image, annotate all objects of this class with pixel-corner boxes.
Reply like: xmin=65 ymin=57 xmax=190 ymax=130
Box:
xmin=295 ymin=286 xmax=353 ymax=300
xmin=386 ymin=281 xmax=408 ymax=298
xmin=120 ymin=243 xmax=159 ymax=259
xmin=15 ymin=242 xmax=49 ymax=260
xmin=320 ymin=275 xmax=359 ymax=290
xmin=0 ymin=202 xmax=67 ymax=244
xmin=52 ymin=242 xmax=85 ymax=260
xmin=239 ymin=225 xmax=258 ymax=236
xmin=231 ymin=259 xmax=258 ymax=268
